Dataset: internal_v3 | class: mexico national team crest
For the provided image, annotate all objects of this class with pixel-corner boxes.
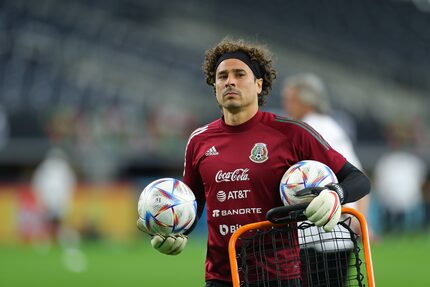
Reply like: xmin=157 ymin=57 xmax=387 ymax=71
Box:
xmin=249 ymin=143 xmax=269 ymax=163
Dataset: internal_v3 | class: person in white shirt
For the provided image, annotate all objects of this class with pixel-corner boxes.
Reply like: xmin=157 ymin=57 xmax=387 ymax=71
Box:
xmin=282 ymin=73 xmax=371 ymax=286
xmin=32 ymin=148 xmax=77 ymax=243
xmin=374 ymin=123 xmax=427 ymax=233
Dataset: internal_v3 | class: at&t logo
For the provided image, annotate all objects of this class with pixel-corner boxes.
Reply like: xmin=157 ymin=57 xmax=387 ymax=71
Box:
xmin=216 ymin=190 xmax=251 ymax=202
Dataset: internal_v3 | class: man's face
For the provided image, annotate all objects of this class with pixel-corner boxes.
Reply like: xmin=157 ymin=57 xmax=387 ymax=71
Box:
xmin=282 ymin=86 xmax=308 ymax=120
xmin=214 ymin=58 xmax=262 ymax=112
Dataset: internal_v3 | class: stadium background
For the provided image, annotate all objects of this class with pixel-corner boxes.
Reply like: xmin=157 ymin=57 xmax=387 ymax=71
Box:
xmin=0 ymin=0 xmax=429 ymax=286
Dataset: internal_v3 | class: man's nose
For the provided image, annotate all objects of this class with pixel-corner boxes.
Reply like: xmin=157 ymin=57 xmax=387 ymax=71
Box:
xmin=225 ymin=74 xmax=236 ymax=87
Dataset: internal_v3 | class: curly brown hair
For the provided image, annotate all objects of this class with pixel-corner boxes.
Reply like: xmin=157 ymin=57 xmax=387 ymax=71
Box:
xmin=203 ymin=38 xmax=277 ymax=106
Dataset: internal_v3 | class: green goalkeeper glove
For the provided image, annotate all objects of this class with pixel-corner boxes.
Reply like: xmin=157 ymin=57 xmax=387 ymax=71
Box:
xmin=296 ymin=183 xmax=344 ymax=232
xmin=137 ymin=218 xmax=187 ymax=255
xmin=150 ymin=234 xmax=188 ymax=255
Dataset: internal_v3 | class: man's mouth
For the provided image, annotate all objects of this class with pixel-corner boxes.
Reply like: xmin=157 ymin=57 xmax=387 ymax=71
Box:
xmin=223 ymin=90 xmax=239 ymax=97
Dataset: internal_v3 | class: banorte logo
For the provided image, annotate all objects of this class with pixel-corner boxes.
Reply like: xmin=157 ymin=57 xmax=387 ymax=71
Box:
xmin=215 ymin=168 xmax=250 ymax=183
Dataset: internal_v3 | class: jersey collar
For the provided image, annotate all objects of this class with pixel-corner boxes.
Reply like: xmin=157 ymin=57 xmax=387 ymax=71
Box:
xmin=219 ymin=110 xmax=263 ymax=133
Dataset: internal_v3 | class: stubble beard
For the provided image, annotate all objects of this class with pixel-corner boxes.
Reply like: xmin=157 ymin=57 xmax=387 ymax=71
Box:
xmin=219 ymin=98 xmax=244 ymax=114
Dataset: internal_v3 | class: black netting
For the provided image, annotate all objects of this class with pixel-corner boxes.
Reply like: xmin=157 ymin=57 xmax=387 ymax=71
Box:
xmin=235 ymin=218 xmax=367 ymax=287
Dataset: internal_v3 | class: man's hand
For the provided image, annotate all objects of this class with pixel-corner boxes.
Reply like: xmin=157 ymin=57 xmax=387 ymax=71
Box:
xmin=151 ymin=234 xmax=188 ymax=255
xmin=296 ymin=183 xmax=344 ymax=232
xmin=137 ymin=218 xmax=187 ymax=255
xmin=137 ymin=218 xmax=153 ymax=235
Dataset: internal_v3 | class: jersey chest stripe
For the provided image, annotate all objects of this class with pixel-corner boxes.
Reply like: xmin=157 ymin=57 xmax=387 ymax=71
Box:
xmin=190 ymin=125 xmax=209 ymax=138
xmin=183 ymin=125 xmax=209 ymax=176
xmin=275 ymin=116 xmax=330 ymax=150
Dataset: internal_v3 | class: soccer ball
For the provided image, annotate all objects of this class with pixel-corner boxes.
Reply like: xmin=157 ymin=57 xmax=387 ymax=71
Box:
xmin=279 ymin=160 xmax=338 ymax=206
xmin=137 ymin=178 xmax=197 ymax=236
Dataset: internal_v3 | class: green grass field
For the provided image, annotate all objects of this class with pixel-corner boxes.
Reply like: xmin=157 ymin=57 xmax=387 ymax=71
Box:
xmin=1 ymin=232 xmax=429 ymax=286
xmin=371 ymin=232 xmax=430 ymax=286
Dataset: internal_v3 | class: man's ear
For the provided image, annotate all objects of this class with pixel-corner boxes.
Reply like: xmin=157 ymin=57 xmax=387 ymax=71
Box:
xmin=256 ymin=78 xmax=263 ymax=94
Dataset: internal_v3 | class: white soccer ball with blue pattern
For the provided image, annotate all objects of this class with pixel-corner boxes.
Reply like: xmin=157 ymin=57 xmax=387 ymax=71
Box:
xmin=138 ymin=178 xmax=197 ymax=236
xmin=280 ymin=160 xmax=338 ymax=206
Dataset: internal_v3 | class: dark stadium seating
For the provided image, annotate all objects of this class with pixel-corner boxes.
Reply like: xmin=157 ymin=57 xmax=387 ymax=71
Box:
xmin=0 ymin=0 xmax=428 ymax=177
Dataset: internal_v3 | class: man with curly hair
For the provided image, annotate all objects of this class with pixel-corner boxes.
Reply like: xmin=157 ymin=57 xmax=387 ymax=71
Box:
xmin=139 ymin=38 xmax=370 ymax=287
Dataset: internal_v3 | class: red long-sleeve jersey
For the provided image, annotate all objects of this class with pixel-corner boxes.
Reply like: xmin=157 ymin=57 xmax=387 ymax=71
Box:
xmin=183 ymin=110 xmax=346 ymax=282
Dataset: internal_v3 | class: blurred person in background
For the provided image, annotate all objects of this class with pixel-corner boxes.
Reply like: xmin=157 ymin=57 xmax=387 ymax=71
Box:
xmin=0 ymin=104 xmax=10 ymax=150
xmin=282 ymin=73 xmax=372 ymax=286
xmin=374 ymin=122 xmax=428 ymax=233
xmin=422 ymin=173 xmax=430 ymax=230
xmin=31 ymin=147 xmax=77 ymax=244
xmin=138 ymin=38 xmax=371 ymax=287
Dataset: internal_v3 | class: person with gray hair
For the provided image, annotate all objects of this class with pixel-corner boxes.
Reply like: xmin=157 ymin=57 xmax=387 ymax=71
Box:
xmin=282 ymin=73 xmax=331 ymax=116
xmin=282 ymin=73 xmax=371 ymax=287
xmin=282 ymin=73 xmax=361 ymax=169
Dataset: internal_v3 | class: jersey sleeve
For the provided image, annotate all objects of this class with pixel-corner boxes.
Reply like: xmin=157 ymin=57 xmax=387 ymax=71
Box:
xmin=183 ymin=135 xmax=206 ymax=221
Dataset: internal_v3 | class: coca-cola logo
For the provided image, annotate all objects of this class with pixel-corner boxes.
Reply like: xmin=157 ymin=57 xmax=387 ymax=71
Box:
xmin=215 ymin=168 xmax=250 ymax=183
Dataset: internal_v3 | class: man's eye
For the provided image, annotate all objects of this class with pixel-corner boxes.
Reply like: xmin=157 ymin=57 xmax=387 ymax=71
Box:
xmin=218 ymin=75 xmax=227 ymax=79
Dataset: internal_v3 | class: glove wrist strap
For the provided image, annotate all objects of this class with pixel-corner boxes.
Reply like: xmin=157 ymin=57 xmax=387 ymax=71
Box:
xmin=326 ymin=183 xmax=345 ymax=204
